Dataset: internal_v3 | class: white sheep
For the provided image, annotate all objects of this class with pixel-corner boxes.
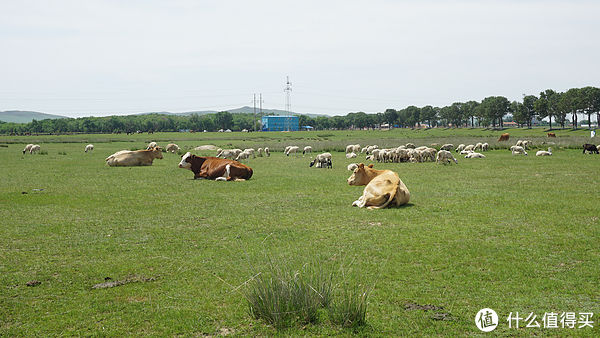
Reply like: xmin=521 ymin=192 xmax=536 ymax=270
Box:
xmin=510 ymin=145 xmax=528 ymax=155
xmin=146 ymin=142 xmax=158 ymax=149
xmin=482 ymin=143 xmax=489 ymax=151
xmin=346 ymin=152 xmax=357 ymax=159
xmin=345 ymin=144 xmax=361 ymax=153
xmin=303 ymin=146 xmax=312 ymax=155
xmin=347 ymin=163 xmax=358 ymax=171
xmin=455 ymin=144 xmax=465 ymax=152
xmin=265 ymin=147 xmax=270 ymax=157
xmin=436 ymin=150 xmax=458 ymax=164
xmin=465 ymin=152 xmax=486 ymax=158
xmin=257 ymin=148 xmax=264 ymax=157
xmin=536 ymin=148 xmax=552 ymax=156
xmin=473 ymin=142 xmax=483 ymax=151
xmin=85 ymin=144 xmax=94 ymax=152
xmin=285 ymin=146 xmax=299 ymax=156
xmin=440 ymin=144 xmax=454 ymax=151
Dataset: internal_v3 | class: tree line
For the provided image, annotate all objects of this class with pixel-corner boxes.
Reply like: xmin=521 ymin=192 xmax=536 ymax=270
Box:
xmin=1 ymin=86 xmax=599 ymax=135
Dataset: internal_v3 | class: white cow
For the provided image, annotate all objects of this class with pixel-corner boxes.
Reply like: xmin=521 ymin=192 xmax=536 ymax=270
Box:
xmin=85 ymin=144 xmax=94 ymax=153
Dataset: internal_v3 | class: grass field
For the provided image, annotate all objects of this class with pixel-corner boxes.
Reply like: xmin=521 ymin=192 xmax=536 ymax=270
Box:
xmin=1 ymin=130 xmax=600 ymax=336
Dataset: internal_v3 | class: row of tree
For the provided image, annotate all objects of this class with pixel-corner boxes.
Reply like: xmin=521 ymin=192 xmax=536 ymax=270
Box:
xmin=1 ymin=86 xmax=599 ymax=134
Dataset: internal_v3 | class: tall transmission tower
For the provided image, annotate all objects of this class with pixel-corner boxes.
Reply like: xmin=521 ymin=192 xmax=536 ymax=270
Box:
xmin=284 ymin=76 xmax=292 ymax=131
xmin=284 ymin=76 xmax=292 ymax=114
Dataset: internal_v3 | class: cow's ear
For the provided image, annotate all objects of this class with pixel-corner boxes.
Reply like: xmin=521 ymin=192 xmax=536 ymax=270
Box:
xmin=368 ymin=164 xmax=374 ymax=168
xmin=358 ymin=163 xmax=364 ymax=168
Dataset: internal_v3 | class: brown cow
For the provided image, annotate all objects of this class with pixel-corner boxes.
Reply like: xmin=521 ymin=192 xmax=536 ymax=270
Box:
xmin=106 ymin=147 xmax=163 ymax=166
xmin=547 ymin=132 xmax=556 ymax=137
xmin=347 ymin=163 xmax=410 ymax=209
xmin=498 ymin=133 xmax=510 ymax=142
xmin=178 ymin=152 xmax=253 ymax=181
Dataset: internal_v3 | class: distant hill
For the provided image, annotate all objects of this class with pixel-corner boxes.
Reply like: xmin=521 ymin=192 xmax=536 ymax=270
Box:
xmin=1 ymin=107 xmax=327 ymax=123
xmin=140 ymin=106 xmax=327 ymax=118
xmin=0 ymin=111 xmax=68 ymax=123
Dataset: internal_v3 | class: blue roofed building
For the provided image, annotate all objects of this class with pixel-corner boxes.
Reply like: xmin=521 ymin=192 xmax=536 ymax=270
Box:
xmin=261 ymin=115 xmax=299 ymax=131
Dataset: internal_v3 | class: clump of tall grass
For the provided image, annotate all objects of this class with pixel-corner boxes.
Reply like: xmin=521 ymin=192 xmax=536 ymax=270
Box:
xmin=329 ymin=283 xmax=369 ymax=328
xmin=244 ymin=260 xmax=332 ymax=328
xmin=243 ymin=258 xmax=369 ymax=329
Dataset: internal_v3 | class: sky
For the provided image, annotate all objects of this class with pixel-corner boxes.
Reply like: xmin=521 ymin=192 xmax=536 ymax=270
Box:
xmin=1 ymin=0 xmax=599 ymax=117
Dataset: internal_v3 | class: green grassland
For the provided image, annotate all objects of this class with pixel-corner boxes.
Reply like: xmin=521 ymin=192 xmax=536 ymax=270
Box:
xmin=1 ymin=130 xmax=599 ymax=336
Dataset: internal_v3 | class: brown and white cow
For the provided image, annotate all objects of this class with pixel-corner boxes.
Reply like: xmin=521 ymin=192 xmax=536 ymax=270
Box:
xmin=178 ymin=152 xmax=253 ymax=181
xmin=106 ymin=147 xmax=164 ymax=166
xmin=347 ymin=163 xmax=410 ymax=209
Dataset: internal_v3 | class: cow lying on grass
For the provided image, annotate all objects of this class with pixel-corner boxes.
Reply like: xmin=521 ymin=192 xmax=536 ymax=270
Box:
xmin=178 ymin=152 xmax=253 ymax=181
xmin=106 ymin=147 xmax=163 ymax=166
xmin=347 ymin=163 xmax=410 ymax=209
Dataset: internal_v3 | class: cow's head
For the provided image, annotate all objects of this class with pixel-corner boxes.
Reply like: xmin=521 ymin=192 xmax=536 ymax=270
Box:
xmin=179 ymin=152 xmax=193 ymax=170
xmin=150 ymin=147 xmax=164 ymax=159
xmin=347 ymin=163 xmax=374 ymax=186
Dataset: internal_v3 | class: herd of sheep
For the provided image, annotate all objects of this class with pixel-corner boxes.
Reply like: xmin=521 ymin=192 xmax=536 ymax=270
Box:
xmin=20 ymin=139 xmax=600 ymax=165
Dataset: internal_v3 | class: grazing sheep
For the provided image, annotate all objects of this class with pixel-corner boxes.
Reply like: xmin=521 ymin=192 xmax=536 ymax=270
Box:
xmin=302 ymin=146 xmax=312 ymax=155
xmin=346 ymin=152 xmax=357 ymax=159
xmin=310 ymin=152 xmax=333 ymax=168
xmin=29 ymin=144 xmax=41 ymax=154
xmin=516 ymin=140 xmax=524 ymax=147
xmin=265 ymin=147 xmax=270 ymax=157
xmin=409 ymin=149 xmax=423 ymax=163
xmin=473 ymin=142 xmax=483 ymax=151
xmin=165 ymin=143 xmax=180 ymax=153
xmin=465 ymin=152 xmax=486 ymax=158
xmin=536 ymin=148 xmax=553 ymax=156
xmin=235 ymin=149 xmax=254 ymax=161
xmin=216 ymin=149 xmax=242 ymax=160
xmin=510 ymin=145 xmax=528 ymax=155
xmin=463 ymin=144 xmax=475 ymax=152
xmin=405 ymin=143 xmax=416 ymax=149
xmin=257 ymin=148 xmax=264 ymax=157
xmin=85 ymin=144 xmax=94 ymax=153
xmin=345 ymin=144 xmax=361 ymax=153
xmin=285 ymin=146 xmax=299 ymax=156
xmin=146 ymin=142 xmax=158 ymax=150
xmin=243 ymin=148 xmax=255 ymax=158
xmin=460 ymin=149 xmax=473 ymax=155
xmin=440 ymin=144 xmax=454 ymax=151
xmin=22 ymin=144 xmax=34 ymax=154
xmin=436 ymin=150 xmax=458 ymax=164
xmin=481 ymin=143 xmax=489 ymax=151
xmin=421 ymin=148 xmax=437 ymax=162
xmin=455 ymin=144 xmax=466 ymax=152
xmin=347 ymin=163 xmax=358 ymax=171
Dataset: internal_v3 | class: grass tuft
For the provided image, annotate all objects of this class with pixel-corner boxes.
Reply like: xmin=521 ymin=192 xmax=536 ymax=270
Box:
xmin=329 ymin=283 xmax=369 ymax=328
